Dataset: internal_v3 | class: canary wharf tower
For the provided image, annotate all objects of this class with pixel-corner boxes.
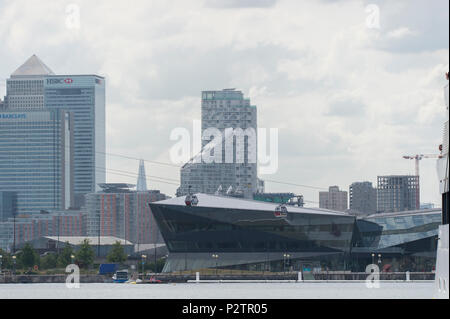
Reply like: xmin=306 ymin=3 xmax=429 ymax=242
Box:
xmin=4 ymin=55 xmax=105 ymax=208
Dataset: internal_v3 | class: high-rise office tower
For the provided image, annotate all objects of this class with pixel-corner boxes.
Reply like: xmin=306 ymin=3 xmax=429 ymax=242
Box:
xmin=319 ymin=186 xmax=348 ymax=212
xmin=349 ymin=182 xmax=377 ymax=215
xmin=5 ymin=55 xmax=53 ymax=109
xmin=5 ymin=55 xmax=105 ymax=208
xmin=0 ymin=109 xmax=74 ymax=214
xmin=178 ymin=89 xmax=257 ymax=199
xmin=377 ymin=175 xmax=420 ymax=213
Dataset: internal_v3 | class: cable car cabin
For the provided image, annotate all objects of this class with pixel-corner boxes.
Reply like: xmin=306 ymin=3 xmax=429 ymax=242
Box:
xmin=185 ymin=194 xmax=199 ymax=207
xmin=274 ymin=205 xmax=288 ymax=217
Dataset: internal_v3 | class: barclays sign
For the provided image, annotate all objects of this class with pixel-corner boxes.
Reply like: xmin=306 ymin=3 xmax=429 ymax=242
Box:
xmin=0 ymin=113 xmax=26 ymax=119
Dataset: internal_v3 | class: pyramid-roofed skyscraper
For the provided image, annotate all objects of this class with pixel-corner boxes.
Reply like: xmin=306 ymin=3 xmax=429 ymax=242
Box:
xmin=11 ymin=54 xmax=55 ymax=77
xmin=2 ymin=54 xmax=106 ymax=211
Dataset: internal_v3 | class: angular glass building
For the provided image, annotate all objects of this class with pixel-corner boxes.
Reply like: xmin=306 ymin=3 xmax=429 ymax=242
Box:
xmin=149 ymin=194 xmax=441 ymax=273
xmin=151 ymin=194 xmax=356 ymax=272
xmin=352 ymin=209 xmax=441 ymax=272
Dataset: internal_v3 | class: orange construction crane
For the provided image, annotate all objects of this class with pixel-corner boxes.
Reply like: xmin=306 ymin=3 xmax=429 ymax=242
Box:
xmin=403 ymin=154 xmax=442 ymax=177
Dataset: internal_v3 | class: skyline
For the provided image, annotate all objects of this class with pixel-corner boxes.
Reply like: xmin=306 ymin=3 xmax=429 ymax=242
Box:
xmin=0 ymin=0 xmax=449 ymax=206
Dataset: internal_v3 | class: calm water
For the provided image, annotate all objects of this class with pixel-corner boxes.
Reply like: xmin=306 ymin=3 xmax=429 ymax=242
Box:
xmin=0 ymin=282 xmax=434 ymax=299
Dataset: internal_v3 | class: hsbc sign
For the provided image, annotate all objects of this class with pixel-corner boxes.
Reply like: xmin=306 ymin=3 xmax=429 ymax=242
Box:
xmin=47 ymin=78 xmax=74 ymax=85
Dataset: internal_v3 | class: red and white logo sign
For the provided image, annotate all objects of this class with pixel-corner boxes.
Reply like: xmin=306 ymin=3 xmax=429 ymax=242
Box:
xmin=47 ymin=78 xmax=74 ymax=85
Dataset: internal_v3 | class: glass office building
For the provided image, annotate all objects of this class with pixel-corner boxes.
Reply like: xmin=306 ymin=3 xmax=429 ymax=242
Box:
xmin=0 ymin=110 xmax=73 ymax=214
xmin=5 ymin=55 xmax=106 ymax=208
xmin=150 ymin=194 xmax=442 ymax=273
xmin=44 ymin=75 xmax=105 ymax=206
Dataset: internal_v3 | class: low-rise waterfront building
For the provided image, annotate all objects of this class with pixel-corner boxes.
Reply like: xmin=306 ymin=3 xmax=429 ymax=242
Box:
xmin=353 ymin=208 xmax=441 ymax=272
xmin=0 ymin=209 xmax=85 ymax=252
xmin=150 ymin=194 xmax=441 ymax=273
xmin=20 ymin=236 xmax=133 ymax=258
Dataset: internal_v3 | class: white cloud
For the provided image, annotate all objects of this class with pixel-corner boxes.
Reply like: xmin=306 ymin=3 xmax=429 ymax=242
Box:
xmin=0 ymin=0 xmax=448 ymax=206
xmin=386 ymin=27 xmax=417 ymax=39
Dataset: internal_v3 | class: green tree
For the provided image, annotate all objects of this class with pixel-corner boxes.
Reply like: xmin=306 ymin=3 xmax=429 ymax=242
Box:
xmin=57 ymin=243 xmax=74 ymax=268
xmin=0 ymin=249 xmax=12 ymax=270
xmin=41 ymin=253 xmax=58 ymax=270
xmin=18 ymin=244 xmax=39 ymax=269
xmin=106 ymin=241 xmax=127 ymax=263
xmin=144 ymin=258 xmax=166 ymax=273
xmin=76 ymin=239 xmax=94 ymax=268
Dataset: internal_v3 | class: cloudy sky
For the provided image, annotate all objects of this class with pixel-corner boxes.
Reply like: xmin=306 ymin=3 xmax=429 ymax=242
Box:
xmin=0 ymin=0 xmax=448 ymax=206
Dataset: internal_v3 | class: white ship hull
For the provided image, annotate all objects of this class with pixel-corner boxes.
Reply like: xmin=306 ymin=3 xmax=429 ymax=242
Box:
xmin=434 ymin=225 xmax=449 ymax=299
xmin=433 ymin=79 xmax=449 ymax=299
